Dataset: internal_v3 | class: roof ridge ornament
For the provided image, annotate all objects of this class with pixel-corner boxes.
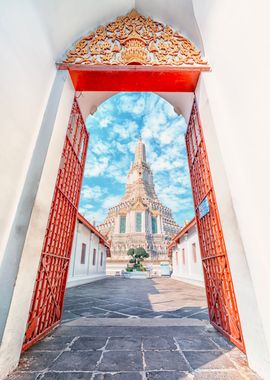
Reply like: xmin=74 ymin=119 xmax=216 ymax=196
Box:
xmin=62 ymin=9 xmax=208 ymax=67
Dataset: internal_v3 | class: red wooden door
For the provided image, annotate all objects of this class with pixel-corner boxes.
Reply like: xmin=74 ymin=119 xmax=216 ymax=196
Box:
xmin=186 ymin=100 xmax=245 ymax=352
xmin=23 ymin=98 xmax=88 ymax=351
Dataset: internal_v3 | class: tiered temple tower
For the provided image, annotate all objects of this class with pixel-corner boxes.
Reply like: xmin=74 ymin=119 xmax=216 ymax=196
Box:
xmin=97 ymin=138 xmax=180 ymax=274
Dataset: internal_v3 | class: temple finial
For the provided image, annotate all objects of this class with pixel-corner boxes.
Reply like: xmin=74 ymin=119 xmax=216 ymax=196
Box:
xmin=135 ymin=137 xmax=146 ymax=163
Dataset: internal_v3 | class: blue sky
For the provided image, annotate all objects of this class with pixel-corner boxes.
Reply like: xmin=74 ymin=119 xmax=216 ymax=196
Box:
xmin=79 ymin=92 xmax=194 ymax=227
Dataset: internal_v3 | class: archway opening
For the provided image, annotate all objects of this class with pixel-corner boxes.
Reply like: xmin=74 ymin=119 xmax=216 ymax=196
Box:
xmin=22 ymin=9 xmax=245 ymax=359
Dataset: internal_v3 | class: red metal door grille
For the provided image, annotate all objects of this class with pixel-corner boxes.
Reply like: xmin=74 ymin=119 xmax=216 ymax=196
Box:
xmin=185 ymin=99 xmax=245 ymax=352
xmin=22 ymin=98 xmax=88 ymax=351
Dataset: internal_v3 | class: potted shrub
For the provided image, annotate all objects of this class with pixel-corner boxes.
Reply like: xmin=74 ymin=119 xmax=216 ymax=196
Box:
xmin=124 ymin=247 xmax=149 ymax=278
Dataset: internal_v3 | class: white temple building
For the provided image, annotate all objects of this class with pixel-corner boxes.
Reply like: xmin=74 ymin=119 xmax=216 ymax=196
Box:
xmin=67 ymin=213 xmax=110 ymax=288
xmin=168 ymin=218 xmax=204 ymax=287
xmin=98 ymin=138 xmax=180 ymax=274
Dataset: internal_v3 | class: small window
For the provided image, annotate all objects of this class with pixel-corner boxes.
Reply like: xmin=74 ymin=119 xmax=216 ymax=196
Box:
xmin=192 ymin=243 xmax=197 ymax=263
xmin=136 ymin=212 xmax=142 ymax=232
xmin=81 ymin=243 xmax=86 ymax=264
xmin=92 ymin=248 xmax=96 ymax=266
xmin=182 ymin=248 xmax=185 ymax=265
xmin=151 ymin=216 xmax=157 ymax=234
xmin=175 ymin=251 xmax=178 ymax=266
xmin=120 ymin=215 xmax=126 ymax=233
xmin=100 ymin=252 xmax=103 ymax=266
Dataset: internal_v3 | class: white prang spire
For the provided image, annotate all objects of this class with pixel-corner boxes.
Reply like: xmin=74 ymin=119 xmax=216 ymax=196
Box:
xmin=123 ymin=138 xmax=157 ymax=201
xmin=134 ymin=137 xmax=146 ymax=163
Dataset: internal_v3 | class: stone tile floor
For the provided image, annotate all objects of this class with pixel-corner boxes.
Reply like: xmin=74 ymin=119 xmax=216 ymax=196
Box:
xmin=8 ymin=277 xmax=261 ymax=380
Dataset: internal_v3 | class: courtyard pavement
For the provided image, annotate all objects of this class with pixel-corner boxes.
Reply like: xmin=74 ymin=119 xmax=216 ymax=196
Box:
xmin=9 ymin=277 xmax=261 ymax=380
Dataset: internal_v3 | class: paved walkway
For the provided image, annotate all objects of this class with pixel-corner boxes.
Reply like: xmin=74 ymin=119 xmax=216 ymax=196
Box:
xmin=9 ymin=277 xmax=260 ymax=380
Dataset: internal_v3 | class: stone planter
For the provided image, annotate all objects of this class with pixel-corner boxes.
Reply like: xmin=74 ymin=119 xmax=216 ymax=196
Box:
xmin=123 ymin=271 xmax=148 ymax=279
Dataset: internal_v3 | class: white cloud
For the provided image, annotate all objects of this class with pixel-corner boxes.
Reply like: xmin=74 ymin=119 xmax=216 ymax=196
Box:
xmin=90 ymin=139 xmax=110 ymax=156
xmin=113 ymin=141 xmax=128 ymax=154
xmin=113 ymin=120 xmax=138 ymax=140
xmin=162 ymin=101 xmax=177 ymax=118
xmin=102 ymin=194 xmax=122 ymax=209
xmin=80 ymin=185 xmax=105 ymax=200
xmin=79 ymin=204 xmax=94 ymax=213
xmin=79 ymin=207 xmax=107 ymax=226
xmin=99 ymin=116 xmax=112 ymax=128
xmin=84 ymin=155 xmax=109 ymax=177
xmin=118 ymin=94 xmax=145 ymax=115
xmin=106 ymin=162 xmax=129 ymax=184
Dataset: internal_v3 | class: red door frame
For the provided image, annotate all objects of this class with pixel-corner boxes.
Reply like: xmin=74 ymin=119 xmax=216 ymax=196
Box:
xmin=186 ymin=99 xmax=245 ymax=352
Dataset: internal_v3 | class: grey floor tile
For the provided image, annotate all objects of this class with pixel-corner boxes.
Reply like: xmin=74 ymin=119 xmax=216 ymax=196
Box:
xmin=117 ymin=307 xmax=152 ymax=316
xmin=144 ymin=351 xmax=190 ymax=371
xmin=143 ymin=336 xmax=177 ymax=350
xmin=146 ymin=372 xmax=192 ymax=380
xmin=97 ymin=351 xmax=143 ymax=371
xmin=183 ymin=350 xmax=235 ymax=370
xmin=94 ymin=373 xmax=142 ymax=379
xmin=105 ymin=312 xmax=129 ymax=318
xmin=96 ymin=304 xmax=127 ymax=311
xmin=19 ymin=352 xmax=60 ymax=372
xmin=209 ymin=335 xmax=235 ymax=350
xmin=71 ymin=337 xmax=107 ymax=351
xmin=43 ymin=372 xmax=92 ymax=379
xmin=50 ymin=351 xmax=101 ymax=371
xmin=27 ymin=336 xmax=73 ymax=351
xmin=106 ymin=337 xmax=142 ymax=351
xmin=176 ymin=336 xmax=217 ymax=351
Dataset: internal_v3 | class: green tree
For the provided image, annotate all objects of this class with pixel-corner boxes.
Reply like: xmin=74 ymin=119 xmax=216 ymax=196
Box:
xmin=126 ymin=247 xmax=149 ymax=272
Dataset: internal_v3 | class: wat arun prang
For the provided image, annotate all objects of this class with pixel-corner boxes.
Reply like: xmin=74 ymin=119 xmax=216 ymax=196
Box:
xmin=97 ymin=138 xmax=180 ymax=274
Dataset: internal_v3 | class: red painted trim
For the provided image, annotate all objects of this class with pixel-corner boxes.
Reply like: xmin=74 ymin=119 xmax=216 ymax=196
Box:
xmin=57 ymin=64 xmax=210 ymax=92
xmin=77 ymin=213 xmax=110 ymax=249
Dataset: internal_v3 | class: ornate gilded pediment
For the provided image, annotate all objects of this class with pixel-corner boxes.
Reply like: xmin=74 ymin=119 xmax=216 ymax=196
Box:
xmin=62 ymin=9 xmax=207 ymax=67
xmin=131 ymin=196 xmax=147 ymax=211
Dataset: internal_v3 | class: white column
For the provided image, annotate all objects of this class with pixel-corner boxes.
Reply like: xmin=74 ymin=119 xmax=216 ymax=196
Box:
xmin=186 ymin=233 xmax=192 ymax=278
xmin=87 ymin=231 xmax=92 ymax=276
xmin=126 ymin=212 xmax=130 ymax=233
xmin=130 ymin=211 xmax=135 ymax=232
xmin=195 ymin=76 xmax=270 ymax=377
xmin=0 ymin=72 xmax=75 ymax=378
xmin=69 ymin=220 xmax=79 ymax=279
xmin=115 ymin=215 xmax=120 ymax=234
xmin=157 ymin=215 xmax=162 ymax=234
xmin=142 ymin=211 xmax=146 ymax=233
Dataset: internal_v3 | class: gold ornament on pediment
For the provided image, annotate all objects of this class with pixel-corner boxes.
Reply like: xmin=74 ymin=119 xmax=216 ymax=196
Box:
xmin=119 ymin=208 xmax=128 ymax=215
xmin=131 ymin=196 xmax=147 ymax=211
xmin=62 ymin=9 xmax=207 ymax=67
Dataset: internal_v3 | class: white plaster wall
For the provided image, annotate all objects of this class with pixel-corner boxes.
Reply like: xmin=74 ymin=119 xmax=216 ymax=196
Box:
xmin=192 ymin=2 xmax=270 ymax=377
xmin=0 ymin=0 xmax=56 ymax=265
xmin=67 ymin=220 xmax=106 ymax=288
xmin=0 ymin=74 xmax=75 ymax=379
xmin=172 ymin=226 xmax=204 ymax=286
